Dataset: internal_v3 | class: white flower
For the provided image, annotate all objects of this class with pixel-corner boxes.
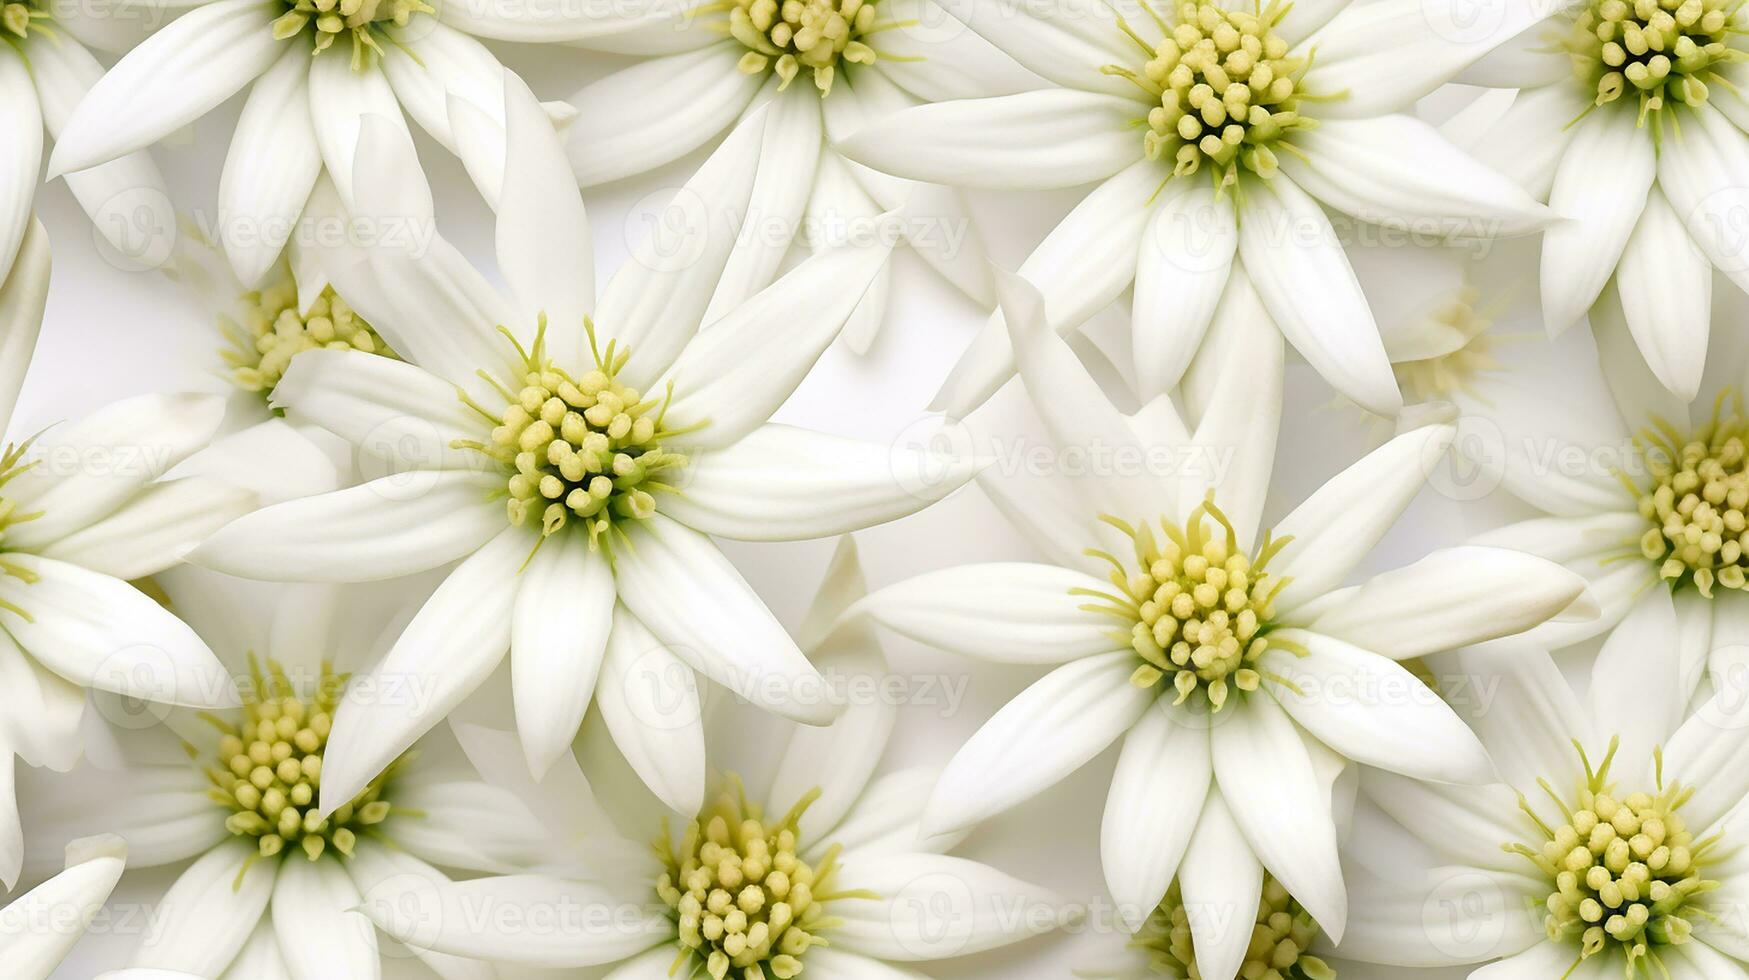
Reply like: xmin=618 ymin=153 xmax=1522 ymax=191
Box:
xmin=545 ymin=0 xmax=1038 ymax=352
xmin=43 ymin=0 xmax=578 ymax=288
xmin=832 ymin=0 xmax=1550 ymax=416
xmin=16 ymin=567 xmax=555 ymax=977
xmin=362 ymin=536 xmax=1070 ymax=979
xmin=187 ymin=73 xmax=982 ymax=822
xmin=0 ymin=0 xmax=176 ymax=282
xmin=0 ymin=221 xmax=249 ymax=891
xmin=1463 ymin=0 xmax=1749 ymax=401
xmin=847 ymin=270 xmax=1594 ymax=974
xmin=0 ymin=834 xmax=125 ymax=979
xmin=1339 ymin=640 xmax=1749 ymax=977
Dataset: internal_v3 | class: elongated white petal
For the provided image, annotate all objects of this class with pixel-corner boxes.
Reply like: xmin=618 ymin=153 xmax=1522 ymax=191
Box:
xmin=0 ymin=54 xmax=41 ymax=284
xmin=1660 ymin=686 xmax=1749 ymax=832
xmin=1304 ymin=546 xmax=1590 ymax=659
xmin=1102 ymin=699 xmax=1211 ymax=930
xmin=1440 ymin=643 xmax=1596 ymax=792
xmin=1132 ymin=181 xmax=1238 ymax=399
xmin=1658 ymin=103 xmax=1749 ymax=297
xmin=1261 ymin=629 xmax=1493 ymax=783
xmin=316 ymin=526 xmax=523 ymax=815
xmin=271 ymin=348 xmax=483 ymax=472
xmin=815 ymin=766 xmax=966 ymax=860
xmin=388 ymin=779 xmax=553 ymax=874
xmin=38 ymin=477 xmax=256 ymax=581
xmin=1617 ymin=188 xmax=1711 ymax=401
xmin=663 ymin=423 xmax=980 ymax=541
xmin=802 ymin=949 xmax=932 ymax=980
xmin=837 ymin=90 xmax=1143 ymax=189
xmin=190 ymin=470 xmax=504 ymax=582
xmin=1212 ymin=694 xmax=1346 ymax=941
xmin=769 ymin=623 xmax=895 ymax=842
xmin=853 ymin=562 xmax=1115 ymax=664
xmin=595 ymin=605 xmax=706 ymax=816
xmin=18 ymin=764 xmax=222 ymax=877
xmin=871 ymin=0 xmax=1043 ymax=101
xmin=0 ymin=217 xmax=47 ymax=437
xmin=47 ymin=0 xmax=282 ymax=176
xmin=1340 ymin=863 xmax=1547 ymax=967
xmin=435 ymin=0 xmax=703 ymax=45
xmin=1177 ymin=793 xmax=1263 ymax=980
xmin=0 ymin=835 xmax=127 ymax=977
xmin=372 ymin=874 xmax=670 ymax=966
xmin=511 ymin=530 xmax=614 ymax=779
xmin=1270 ymin=423 xmax=1455 ymax=613
xmin=1469 ymin=84 xmax=1592 ymax=203
xmin=344 ymin=847 xmax=496 ymax=980
xmin=218 ymin=44 xmax=322 ymax=286
xmin=1454 ymin=370 xmax=1633 ymax=518
xmin=615 ymin=515 xmax=834 ymax=724
xmin=660 ymin=231 xmax=895 ymax=449
xmin=0 ymin=555 xmax=237 ymax=708
xmin=923 ymin=650 xmax=1153 ymax=835
xmin=131 ymin=839 xmax=275 ymax=974
xmin=832 ymin=853 xmax=1065 ymax=960
xmin=376 ymin=23 xmax=508 ymax=198
xmin=0 ymin=630 xmax=83 ymax=775
xmin=1363 ymin=769 xmax=1527 ymax=873
xmin=272 ymin=856 xmax=378 ymax=980
xmin=1589 ymin=588 xmax=1688 ymax=776
xmin=1540 ymin=107 xmax=1655 ymax=335
xmin=307 ymin=54 xmax=407 ymax=209
xmin=935 ymin=0 xmax=1139 ymax=95
xmin=1236 ymin=175 xmax=1399 ymax=416
xmin=564 ymin=42 xmax=761 ymax=185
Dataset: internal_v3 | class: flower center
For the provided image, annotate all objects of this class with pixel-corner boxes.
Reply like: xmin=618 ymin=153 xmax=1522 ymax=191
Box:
xmin=205 ymin=658 xmax=404 ymax=864
xmin=1080 ymin=494 xmax=1293 ymax=711
xmin=457 ymin=318 xmax=688 ymax=553
xmin=1136 ymin=874 xmax=1334 ymax=979
xmin=655 ymin=781 xmax=859 ymax=980
xmin=726 ymin=0 xmax=885 ymax=94
xmin=1 ymin=0 xmax=48 ymax=41
xmin=1107 ymin=0 xmax=1312 ymax=193
xmin=221 ymin=274 xmax=396 ymax=400
xmin=1390 ymin=287 xmax=1501 ymax=404
xmin=1631 ymin=391 xmax=1749 ymax=596
xmin=270 ymin=0 xmax=432 ymax=68
xmin=1567 ymin=0 xmax=1740 ymax=122
xmin=1506 ymin=738 xmax=1719 ymax=972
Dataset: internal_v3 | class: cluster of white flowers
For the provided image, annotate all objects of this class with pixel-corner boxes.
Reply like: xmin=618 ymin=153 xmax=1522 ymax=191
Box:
xmin=5 ymin=0 xmax=1749 ymax=977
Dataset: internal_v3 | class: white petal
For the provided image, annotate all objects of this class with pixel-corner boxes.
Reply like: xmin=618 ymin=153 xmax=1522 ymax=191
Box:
xmin=1617 ymin=187 xmax=1712 ymax=401
xmin=376 ymin=23 xmax=508 ymax=199
xmin=852 ymin=562 xmax=1116 ymax=664
xmin=1440 ymin=643 xmax=1594 ymax=792
xmin=1468 ymin=83 xmax=1593 ymax=202
xmin=933 ymin=0 xmax=1142 ymax=94
xmin=768 ymin=623 xmax=895 ymax=842
xmin=388 ymin=779 xmax=553 ymax=874
xmin=564 ymin=42 xmax=761 ymax=185
xmin=1304 ymin=545 xmax=1590 ymax=659
xmin=1101 ymin=699 xmax=1211 ymax=930
xmin=1362 ymin=768 xmax=1527 ymax=873
xmin=370 ymin=873 xmax=669 ymax=967
xmin=1658 ymin=103 xmax=1749 ymax=297
xmin=272 ymin=856 xmax=378 ymax=980
xmin=307 ymin=54 xmax=407 ymax=209
xmin=1340 ymin=862 xmax=1547 ymax=968
xmin=1236 ymin=175 xmax=1400 ymax=416
xmin=837 ymin=89 xmax=1143 ymax=189
xmin=0 ymin=54 xmax=41 ymax=283
xmin=344 ymin=846 xmax=496 ymax=980
xmin=662 ymin=423 xmax=981 ymax=541
xmin=1177 ymin=793 xmax=1263 ymax=980
xmin=271 ymin=347 xmax=484 ymax=472
xmin=1269 ymin=423 xmax=1455 ymax=613
xmin=870 ymin=0 xmax=1043 ymax=102
xmin=1214 ymin=695 xmax=1346 ymax=940
xmin=46 ymin=0 xmax=281 ymax=176
xmin=1260 ymin=629 xmax=1494 ymax=784
xmin=0 ymin=555 xmax=238 ymax=709
xmin=802 ymin=949 xmax=932 ymax=980
xmin=659 ymin=228 xmax=895 ymax=449
xmin=511 ymin=530 xmax=615 ymax=779
xmin=1132 ymin=181 xmax=1238 ymax=399
xmin=1455 ymin=369 xmax=1632 ymax=518
xmin=190 ymin=470 xmax=504 ymax=582
xmin=494 ymin=68 xmax=593 ymax=362
xmin=816 ymin=766 xmax=967 ymax=859
xmin=18 ymin=764 xmax=222 ymax=876
xmin=1589 ymin=587 xmax=1688 ymax=774
xmin=38 ymin=477 xmax=256 ymax=581
xmin=923 ymin=650 xmax=1153 ymax=835
xmin=0 ymin=630 xmax=83 ymax=774
xmin=1660 ymin=687 xmax=1749 ymax=832
xmin=614 ymin=515 xmax=835 ymax=725
xmin=217 ymin=45 xmax=322 ymax=286
xmin=0 ymin=835 xmax=126 ymax=977
xmin=315 ymin=526 xmax=523 ymax=815
xmin=595 ymin=605 xmax=706 ymax=816
xmin=0 ymin=217 xmax=47 ymax=436
xmin=1283 ymin=114 xmax=1549 ymax=238
xmin=831 ymin=853 xmax=1065 ymax=960
xmin=1540 ymin=106 xmax=1655 ymax=335
xmin=131 ymin=839 xmax=275 ymax=974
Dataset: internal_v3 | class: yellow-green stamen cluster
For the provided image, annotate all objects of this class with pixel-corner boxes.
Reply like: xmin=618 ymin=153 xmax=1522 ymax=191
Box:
xmin=1506 ymin=738 xmax=1720 ymax=974
xmin=1108 ymin=0 xmax=1313 ymax=194
xmin=0 ymin=439 xmax=43 ymax=620
xmin=457 ymin=319 xmax=688 ymax=553
xmin=272 ymin=0 xmax=432 ymax=69
xmin=1079 ymin=494 xmax=1295 ymax=711
xmin=1567 ymin=0 xmax=1741 ymax=124
xmin=220 ymin=274 xmax=396 ymax=399
xmin=1134 ymin=875 xmax=1334 ymax=979
xmin=1391 ymin=285 xmax=1503 ymax=404
xmin=202 ymin=659 xmax=405 ymax=863
xmin=1629 ymin=390 xmax=1749 ymax=596
xmin=1 ymin=0 xmax=50 ymax=42
xmin=655 ymin=781 xmax=863 ymax=980
xmin=723 ymin=0 xmax=886 ymax=94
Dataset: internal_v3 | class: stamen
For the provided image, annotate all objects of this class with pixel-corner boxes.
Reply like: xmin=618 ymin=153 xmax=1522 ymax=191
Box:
xmin=219 ymin=273 xmax=397 ymax=399
xmin=1132 ymin=874 xmax=1334 ymax=979
xmin=727 ymin=0 xmax=887 ymax=94
xmin=269 ymin=0 xmax=433 ymax=69
xmin=1567 ymin=0 xmax=1742 ymax=123
xmin=1629 ymin=388 xmax=1749 ymax=595
xmin=1 ymin=0 xmax=53 ymax=42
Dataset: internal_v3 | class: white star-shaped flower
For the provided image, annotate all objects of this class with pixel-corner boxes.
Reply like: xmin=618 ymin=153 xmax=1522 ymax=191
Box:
xmin=832 ymin=0 xmax=1551 ymax=416
xmin=0 ymin=220 xmax=251 ymax=891
xmin=187 ymin=72 xmax=982 ymax=823
xmin=847 ymin=269 xmax=1595 ymax=974
xmin=361 ymin=536 xmax=1071 ymax=980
